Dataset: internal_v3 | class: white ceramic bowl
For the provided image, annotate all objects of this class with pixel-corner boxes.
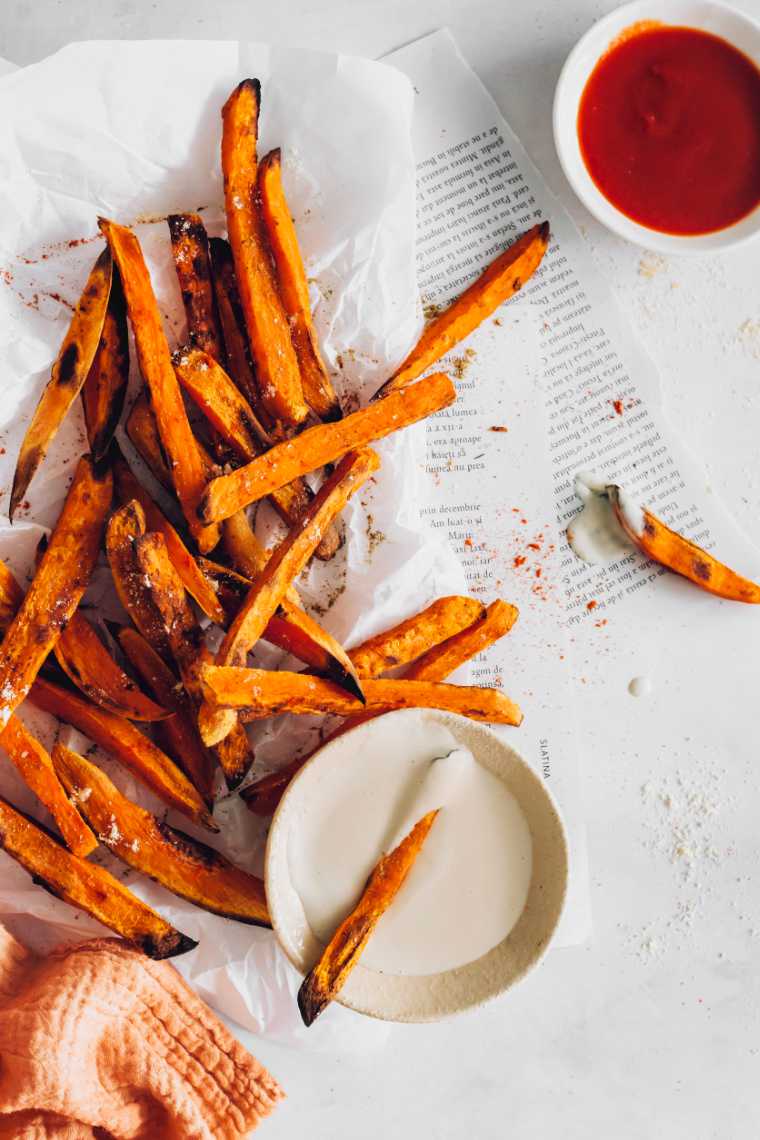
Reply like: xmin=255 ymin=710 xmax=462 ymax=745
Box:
xmin=553 ymin=0 xmax=760 ymax=253
xmin=265 ymin=708 xmax=568 ymax=1023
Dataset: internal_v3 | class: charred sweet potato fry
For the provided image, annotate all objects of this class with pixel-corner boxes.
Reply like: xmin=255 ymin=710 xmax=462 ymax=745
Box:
xmin=99 ymin=216 xmax=220 ymax=553
xmin=106 ymin=500 xmax=169 ymax=655
xmin=298 ymin=810 xmax=438 ymax=1025
xmin=10 ymin=248 xmax=113 ymax=518
xmin=202 ymin=667 xmax=523 ymax=725
xmin=0 ymin=715 xmax=97 ymax=856
xmin=117 ymin=626 xmax=216 ymax=809
xmin=258 ymin=148 xmax=341 ymax=423
xmin=199 ymin=373 xmax=455 ymax=523
xmin=221 ymin=80 xmax=309 ymax=428
xmin=30 ymin=676 xmax=216 ymax=831
xmin=208 ymin=236 xmax=266 ymax=418
xmin=0 ymin=560 xmax=24 ymax=629
xmin=134 ymin=532 xmax=253 ymax=789
xmin=199 ymin=450 xmax=376 ymax=746
xmin=0 ymin=456 xmax=112 ymax=729
xmin=377 ymin=222 xmax=550 ymax=398
xmin=241 ymin=598 xmax=520 ymax=816
xmin=167 ymin=213 xmax=225 ymax=361
xmin=113 ymin=454 xmax=225 ymax=625
xmin=0 ymin=793 xmax=195 ymax=958
xmin=53 ymin=744 xmax=269 ymax=925
xmin=348 ymin=596 xmax=486 ymax=678
xmin=126 ymin=392 xmax=174 ymax=488
xmin=82 ymin=263 xmax=129 ymax=462
xmin=607 ymin=487 xmax=760 ymax=603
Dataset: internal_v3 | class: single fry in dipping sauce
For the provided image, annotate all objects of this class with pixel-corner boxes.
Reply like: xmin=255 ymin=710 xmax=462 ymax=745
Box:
xmin=11 ymin=248 xmax=113 ymax=518
xmin=298 ymin=810 xmax=439 ymax=1025
xmin=201 ymin=667 xmax=523 ymax=726
xmin=0 ymin=455 xmax=112 ymax=729
xmin=608 ymin=486 xmax=760 ymax=603
xmin=376 ymin=222 xmax=550 ymax=397
xmin=52 ymin=744 xmax=269 ymax=926
xmin=0 ymin=716 xmax=97 ymax=857
xmin=199 ymin=373 xmax=455 ymax=523
xmin=221 ymin=79 xmax=309 ymax=428
xmin=0 ymin=793 xmax=195 ymax=959
xmin=258 ymin=147 xmax=342 ymax=423
xmin=82 ymin=263 xmax=129 ymax=462
xmin=99 ymin=216 xmax=220 ymax=553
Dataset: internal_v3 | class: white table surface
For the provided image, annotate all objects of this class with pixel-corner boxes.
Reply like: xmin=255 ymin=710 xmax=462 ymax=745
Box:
xmin=3 ymin=2 xmax=760 ymax=1137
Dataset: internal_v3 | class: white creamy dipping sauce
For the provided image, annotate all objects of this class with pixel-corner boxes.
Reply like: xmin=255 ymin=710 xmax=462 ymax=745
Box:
xmin=288 ymin=719 xmax=533 ymax=976
xmin=566 ymin=471 xmax=643 ymax=567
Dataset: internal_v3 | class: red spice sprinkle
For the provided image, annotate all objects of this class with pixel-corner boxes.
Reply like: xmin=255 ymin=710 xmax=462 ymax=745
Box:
xmin=527 ymin=542 xmax=541 ymax=550
xmin=535 ymin=568 xmax=542 ymax=578
xmin=489 ymin=425 xmax=508 ymax=433
xmin=513 ymin=555 xmax=526 ymax=567
xmin=586 ymin=600 xmax=598 ymax=611
xmin=612 ymin=399 xmax=624 ymax=415
xmin=595 ymin=619 xmax=608 ymax=628
xmin=464 ymin=537 xmax=473 ymax=549
xmin=520 ymin=518 xmax=527 ymax=525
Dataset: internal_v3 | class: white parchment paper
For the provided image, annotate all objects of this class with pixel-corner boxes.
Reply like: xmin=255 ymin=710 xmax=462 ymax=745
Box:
xmin=0 ymin=41 xmax=465 ymax=1052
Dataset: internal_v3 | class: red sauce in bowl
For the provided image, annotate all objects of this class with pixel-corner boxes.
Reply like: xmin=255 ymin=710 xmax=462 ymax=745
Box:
xmin=578 ymin=25 xmax=760 ymax=235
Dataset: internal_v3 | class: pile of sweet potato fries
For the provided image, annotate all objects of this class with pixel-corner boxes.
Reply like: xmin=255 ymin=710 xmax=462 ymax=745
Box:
xmin=0 ymin=78 xmax=549 ymax=972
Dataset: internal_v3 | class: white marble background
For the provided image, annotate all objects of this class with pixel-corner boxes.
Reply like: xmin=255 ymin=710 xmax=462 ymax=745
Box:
xmin=2 ymin=2 xmax=760 ymax=1137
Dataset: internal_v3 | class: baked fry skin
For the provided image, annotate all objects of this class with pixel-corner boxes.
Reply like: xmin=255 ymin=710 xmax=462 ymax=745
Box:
xmin=208 ymin=236 xmax=265 ymax=417
xmin=52 ymin=744 xmax=269 ymax=927
xmin=0 ymin=455 xmax=113 ymax=729
xmin=377 ymin=222 xmax=550 ymax=398
xmin=221 ymin=79 xmax=309 ymax=428
xmin=201 ymin=667 xmax=523 ymax=725
xmin=99 ymin=216 xmax=220 ymax=553
xmin=199 ymin=373 xmax=455 ymax=523
xmin=348 ymin=595 xmax=486 ymax=678
xmin=0 ymin=561 xmax=24 ymax=629
xmin=0 ymin=716 xmax=97 ymax=856
xmin=258 ymin=148 xmax=341 ymax=423
xmin=10 ymin=247 xmax=113 ymax=518
xmin=608 ymin=487 xmax=760 ymax=603
xmin=113 ymin=451 xmax=225 ymax=625
xmin=198 ymin=450 xmax=376 ymax=746
xmin=117 ymin=627 xmax=216 ymax=809
xmin=82 ymin=262 xmax=129 ymax=462
xmin=298 ymin=810 xmax=439 ymax=1026
xmin=0 ymin=793 xmax=196 ymax=959
xmin=106 ymin=500 xmax=169 ymax=656
xmin=240 ymin=598 xmax=520 ymax=816
xmin=167 ymin=213 xmax=225 ymax=361
xmin=30 ymin=676 xmax=217 ymax=832
xmin=126 ymin=392 xmax=174 ymax=488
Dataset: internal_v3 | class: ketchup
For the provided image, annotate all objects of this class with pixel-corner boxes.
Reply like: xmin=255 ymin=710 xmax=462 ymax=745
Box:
xmin=578 ymin=25 xmax=760 ymax=235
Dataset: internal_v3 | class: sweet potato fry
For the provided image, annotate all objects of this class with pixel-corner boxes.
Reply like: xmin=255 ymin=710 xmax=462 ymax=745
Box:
xmin=0 ymin=456 xmax=113 ymax=729
xmin=377 ymin=222 xmax=550 ymax=397
xmin=0 ymin=793 xmax=196 ymax=958
xmin=30 ymin=676 xmax=216 ymax=831
xmin=258 ymin=148 xmax=341 ymax=423
xmin=202 ymin=667 xmax=523 ymax=725
xmin=82 ymin=263 xmax=129 ymax=462
xmin=199 ymin=373 xmax=455 ymax=523
xmin=241 ymin=598 xmax=520 ymax=816
xmin=0 ymin=560 xmax=24 ymax=629
xmin=134 ymin=532 xmax=253 ymax=789
xmin=199 ymin=450 xmax=375 ymax=745
xmin=99 ymin=216 xmax=220 ymax=553
xmin=608 ymin=487 xmax=760 ymax=603
xmin=298 ymin=810 xmax=438 ymax=1025
xmin=348 ymin=596 xmax=486 ymax=678
xmin=53 ymin=613 xmax=167 ymax=722
xmin=126 ymin=392 xmax=174 ymax=488
xmin=53 ymin=744 xmax=269 ymax=926
xmin=208 ymin=236 xmax=266 ymax=418
xmin=167 ymin=213 xmax=225 ymax=361
xmin=112 ymin=453 xmax=225 ymax=625
xmin=106 ymin=500 xmax=169 ymax=656
xmin=10 ymin=248 xmax=113 ymax=518
xmin=116 ymin=626 xmax=216 ymax=809
xmin=221 ymin=79 xmax=309 ymax=428
xmin=0 ymin=715 xmax=97 ymax=856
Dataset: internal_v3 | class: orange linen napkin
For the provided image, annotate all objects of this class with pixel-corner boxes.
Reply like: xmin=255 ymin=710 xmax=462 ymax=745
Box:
xmin=0 ymin=926 xmax=284 ymax=1139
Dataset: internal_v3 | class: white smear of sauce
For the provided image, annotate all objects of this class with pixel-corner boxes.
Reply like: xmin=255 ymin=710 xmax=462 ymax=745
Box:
xmin=289 ymin=719 xmax=533 ymax=976
xmin=566 ymin=471 xmax=643 ymax=566
xmin=628 ymin=675 xmax=653 ymax=698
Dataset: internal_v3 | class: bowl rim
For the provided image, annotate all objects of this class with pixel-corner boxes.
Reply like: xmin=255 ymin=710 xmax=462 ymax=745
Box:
xmin=552 ymin=0 xmax=760 ymax=254
xmin=264 ymin=707 xmax=569 ymax=1023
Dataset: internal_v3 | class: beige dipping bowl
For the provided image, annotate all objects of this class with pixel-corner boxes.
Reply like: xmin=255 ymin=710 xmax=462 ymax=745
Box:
xmin=265 ymin=709 xmax=568 ymax=1023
